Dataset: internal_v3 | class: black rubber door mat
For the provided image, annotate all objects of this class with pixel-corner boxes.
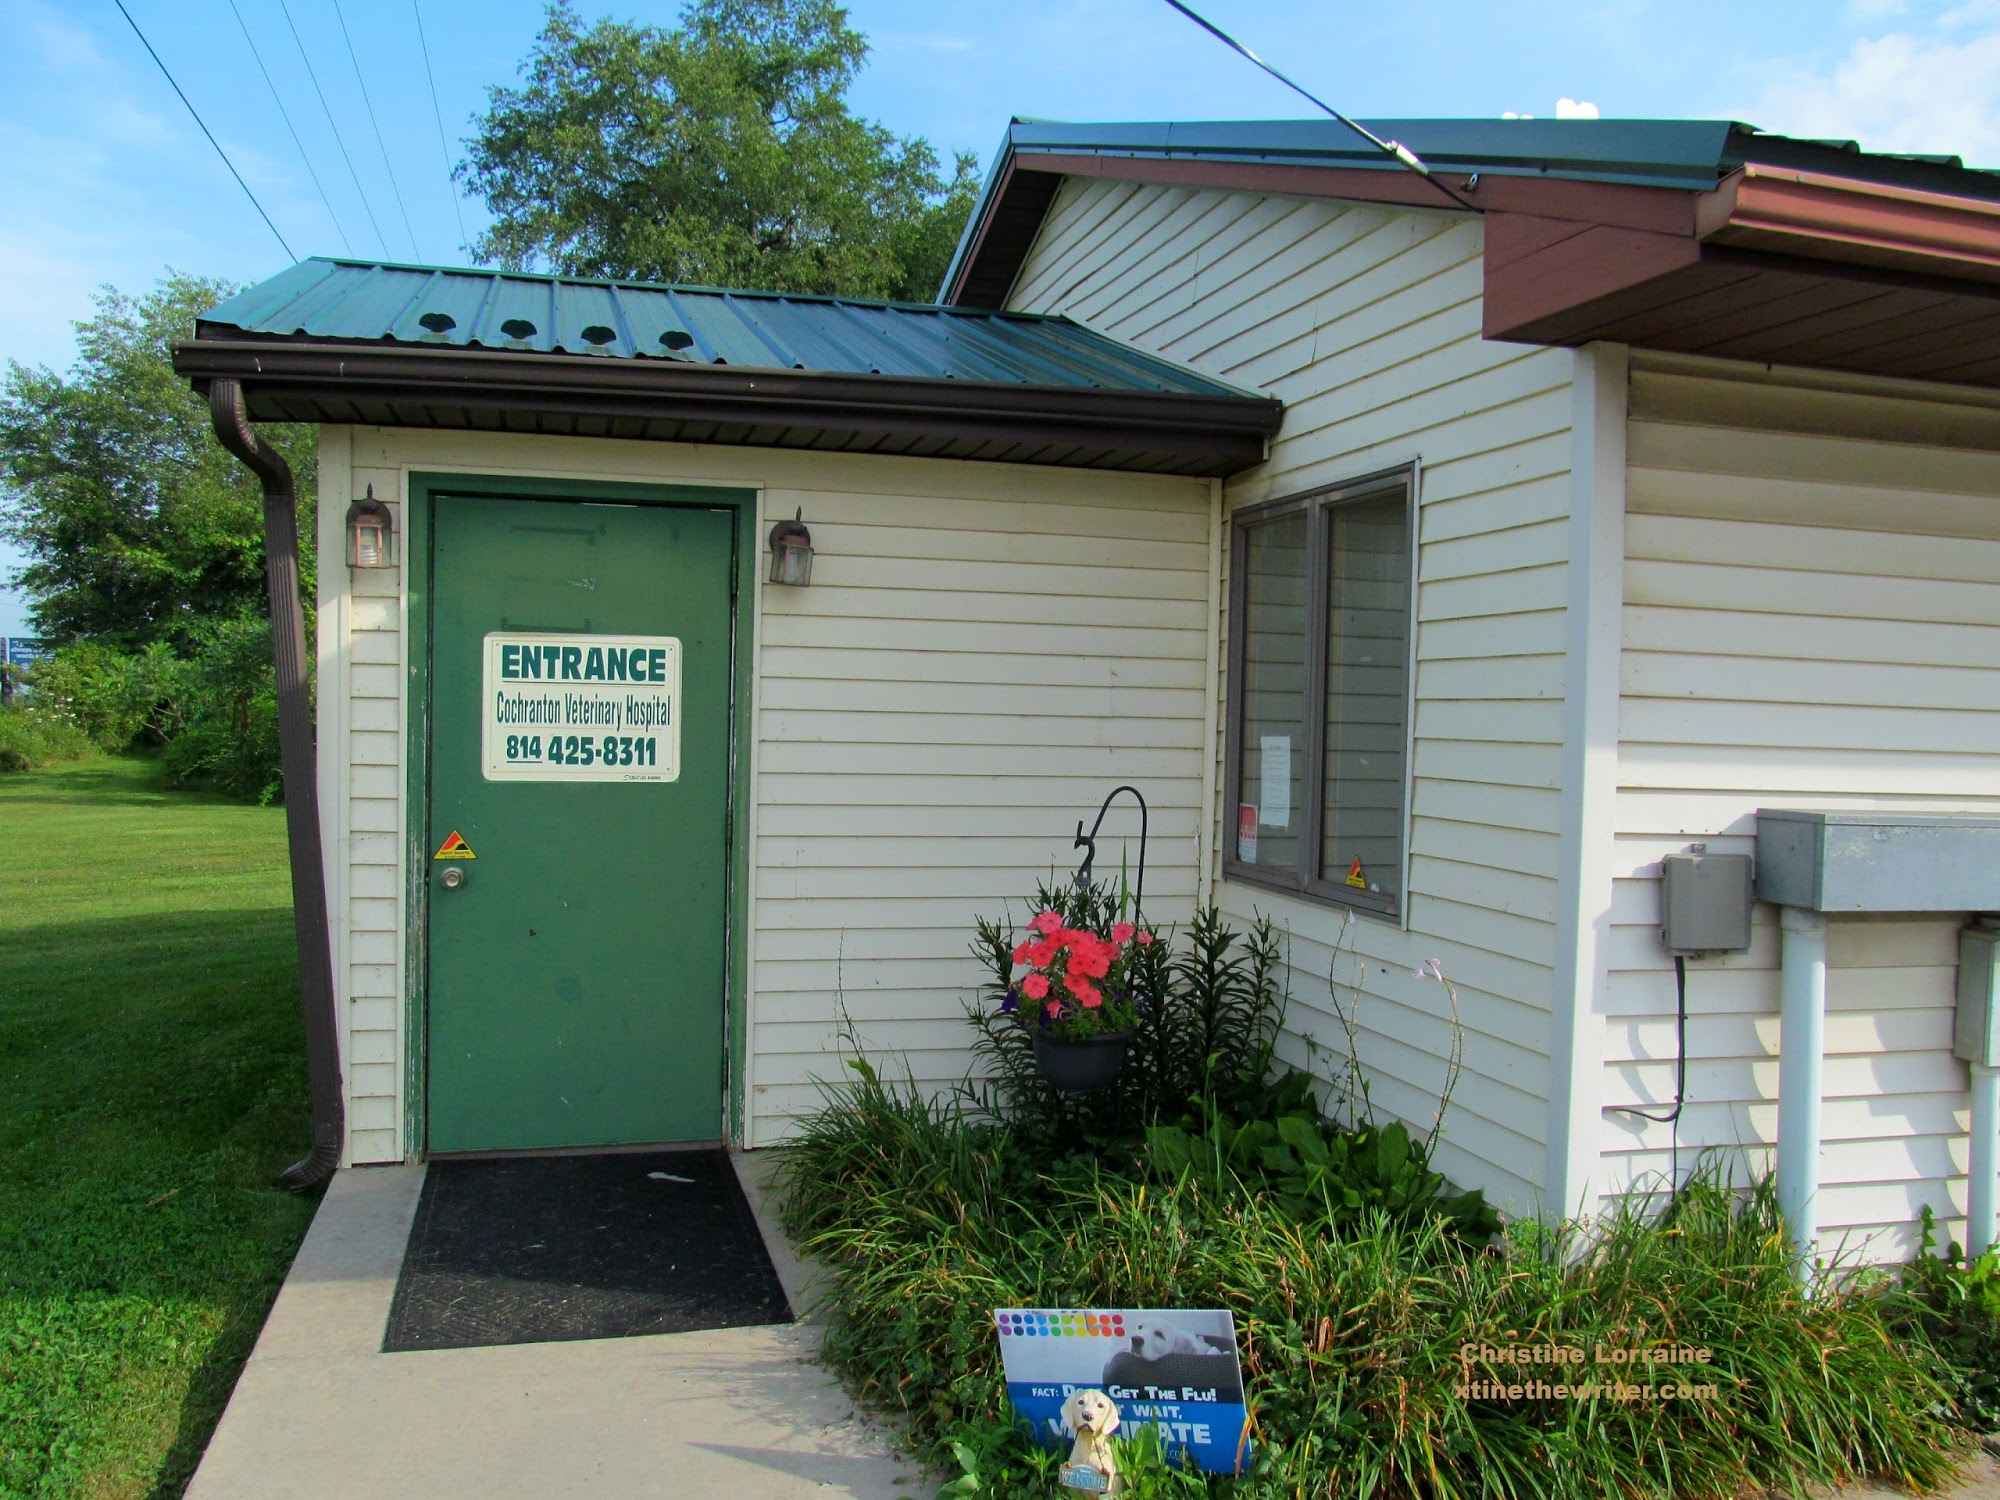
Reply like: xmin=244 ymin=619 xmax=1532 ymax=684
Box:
xmin=382 ymin=1149 xmax=792 ymax=1352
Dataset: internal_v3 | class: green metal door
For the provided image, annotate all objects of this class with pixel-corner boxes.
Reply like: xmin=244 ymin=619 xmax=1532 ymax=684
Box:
xmin=425 ymin=493 xmax=734 ymax=1152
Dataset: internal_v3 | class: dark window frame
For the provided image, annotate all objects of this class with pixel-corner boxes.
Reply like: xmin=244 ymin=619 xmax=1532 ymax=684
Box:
xmin=1221 ymin=464 xmax=1418 ymax=921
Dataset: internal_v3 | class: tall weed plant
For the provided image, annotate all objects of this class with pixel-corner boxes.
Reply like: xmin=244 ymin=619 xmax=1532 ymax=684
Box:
xmin=1889 ymin=1205 xmax=2000 ymax=1431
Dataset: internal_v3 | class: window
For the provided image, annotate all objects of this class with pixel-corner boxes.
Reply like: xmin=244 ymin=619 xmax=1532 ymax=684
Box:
xmin=1224 ymin=467 xmax=1415 ymax=918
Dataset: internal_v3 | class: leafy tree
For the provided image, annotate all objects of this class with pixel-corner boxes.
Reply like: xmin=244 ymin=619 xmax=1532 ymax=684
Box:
xmin=0 ymin=275 xmax=316 ymax=648
xmin=461 ymin=0 xmax=979 ymax=301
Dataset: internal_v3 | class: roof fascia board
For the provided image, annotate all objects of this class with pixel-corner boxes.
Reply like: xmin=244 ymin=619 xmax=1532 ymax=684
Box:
xmin=171 ymin=337 xmax=1282 ymax=470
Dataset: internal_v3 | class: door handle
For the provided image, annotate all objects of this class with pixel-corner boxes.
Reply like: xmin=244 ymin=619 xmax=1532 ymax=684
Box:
xmin=440 ymin=866 xmax=467 ymax=890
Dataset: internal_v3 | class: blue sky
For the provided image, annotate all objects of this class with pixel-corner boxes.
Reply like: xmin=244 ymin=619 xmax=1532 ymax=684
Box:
xmin=5 ymin=0 xmax=2000 ymax=635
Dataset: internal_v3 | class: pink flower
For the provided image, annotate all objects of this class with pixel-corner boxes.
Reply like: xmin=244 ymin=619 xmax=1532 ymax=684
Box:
xmin=1011 ymin=941 xmax=1033 ymax=965
xmin=1081 ymin=992 xmax=1102 ymax=1008
xmin=1020 ymin=973 xmax=1049 ymax=1000
xmin=1026 ymin=938 xmax=1058 ymax=968
xmin=1111 ymin=922 xmax=1135 ymax=944
xmin=1135 ymin=931 xmax=1154 ymax=946
xmin=1028 ymin=910 xmax=1063 ymax=936
xmin=1045 ymin=999 xmax=1063 ymax=1019
xmin=1066 ymin=975 xmax=1102 ymax=1006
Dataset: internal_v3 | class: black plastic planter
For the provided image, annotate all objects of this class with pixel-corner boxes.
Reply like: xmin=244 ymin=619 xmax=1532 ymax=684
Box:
xmin=1032 ymin=1029 xmax=1133 ymax=1093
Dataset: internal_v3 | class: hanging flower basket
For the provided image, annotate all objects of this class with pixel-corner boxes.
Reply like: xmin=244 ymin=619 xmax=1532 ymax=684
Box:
xmin=991 ymin=904 xmax=1156 ymax=1094
xmin=1031 ymin=1027 xmax=1133 ymax=1093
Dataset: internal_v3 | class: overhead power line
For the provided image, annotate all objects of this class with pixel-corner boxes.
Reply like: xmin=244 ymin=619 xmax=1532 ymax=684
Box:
xmin=111 ymin=0 xmax=295 ymax=258
xmin=226 ymin=0 xmax=353 ymax=255
xmin=276 ymin=0 xmax=390 ymax=257
xmin=1156 ymin=0 xmax=1482 ymax=214
xmin=330 ymin=0 xmax=423 ymax=260
xmin=411 ymin=0 xmax=470 ymax=255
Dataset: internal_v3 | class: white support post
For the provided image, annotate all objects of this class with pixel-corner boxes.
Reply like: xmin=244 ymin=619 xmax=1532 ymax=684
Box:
xmin=1777 ymin=906 xmax=1829 ymax=1268
xmin=1970 ymin=1064 xmax=2000 ymax=1258
xmin=1545 ymin=341 xmax=1627 ymax=1224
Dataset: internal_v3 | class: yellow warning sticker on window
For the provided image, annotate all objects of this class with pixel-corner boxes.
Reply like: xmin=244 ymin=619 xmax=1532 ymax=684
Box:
xmin=1345 ymin=857 xmax=1367 ymax=889
xmin=433 ymin=830 xmax=476 ymax=860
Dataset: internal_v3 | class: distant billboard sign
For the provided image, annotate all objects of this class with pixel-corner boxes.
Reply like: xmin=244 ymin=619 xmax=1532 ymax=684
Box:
xmin=3 ymin=637 xmax=46 ymax=668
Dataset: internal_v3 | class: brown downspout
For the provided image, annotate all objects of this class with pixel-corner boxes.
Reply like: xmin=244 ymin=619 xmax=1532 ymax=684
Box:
xmin=208 ymin=377 xmax=344 ymax=1190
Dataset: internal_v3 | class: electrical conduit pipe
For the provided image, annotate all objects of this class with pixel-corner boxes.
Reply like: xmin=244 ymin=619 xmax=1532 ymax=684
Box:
xmin=1776 ymin=906 xmax=1829 ymax=1271
xmin=1970 ymin=1063 xmax=2000 ymax=1258
xmin=208 ymin=377 xmax=344 ymax=1189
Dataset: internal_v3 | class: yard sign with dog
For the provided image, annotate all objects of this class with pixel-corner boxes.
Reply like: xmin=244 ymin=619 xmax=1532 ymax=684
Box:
xmin=993 ymin=1308 xmax=1250 ymax=1474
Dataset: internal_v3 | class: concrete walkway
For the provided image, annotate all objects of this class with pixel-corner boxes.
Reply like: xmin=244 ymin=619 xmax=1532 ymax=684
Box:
xmin=185 ymin=1154 xmax=920 ymax=1499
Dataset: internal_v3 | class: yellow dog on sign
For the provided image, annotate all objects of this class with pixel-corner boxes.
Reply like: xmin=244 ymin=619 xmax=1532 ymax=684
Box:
xmin=1058 ymin=1388 xmax=1123 ymax=1493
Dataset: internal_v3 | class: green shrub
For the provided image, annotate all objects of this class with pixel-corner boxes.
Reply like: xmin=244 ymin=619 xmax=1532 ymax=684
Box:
xmin=1888 ymin=1206 xmax=2000 ymax=1431
xmin=0 ymin=703 xmax=95 ymax=771
xmin=780 ymin=1066 xmax=1967 ymax=1499
xmin=26 ymin=640 xmax=178 ymax=750
xmin=159 ymin=611 xmax=285 ymax=804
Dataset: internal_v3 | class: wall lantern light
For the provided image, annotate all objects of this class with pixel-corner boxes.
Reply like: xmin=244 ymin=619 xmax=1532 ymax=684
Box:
xmin=767 ymin=508 xmax=813 ymax=587
xmin=346 ymin=486 xmax=395 ymax=570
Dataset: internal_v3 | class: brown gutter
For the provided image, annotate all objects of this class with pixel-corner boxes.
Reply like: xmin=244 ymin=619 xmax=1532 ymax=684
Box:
xmin=209 ymin=378 xmax=344 ymax=1191
xmin=1698 ymin=163 xmax=2000 ymax=284
xmin=175 ymin=337 xmax=1282 ymax=470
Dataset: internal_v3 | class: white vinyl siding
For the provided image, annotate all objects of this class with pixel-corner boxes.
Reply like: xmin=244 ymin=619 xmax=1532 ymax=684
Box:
xmin=1009 ymin=179 xmax=1576 ymax=1212
xmin=316 ymin=427 xmax=1212 ymax=1159
xmin=1602 ymin=356 xmax=2000 ymax=1257
xmin=313 ymin=426 xmax=407 ymax=1166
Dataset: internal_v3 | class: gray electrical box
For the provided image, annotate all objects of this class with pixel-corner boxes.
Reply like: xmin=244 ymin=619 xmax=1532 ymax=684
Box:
xmin=1660 ymin=849 xmax=1755 ymax=957
xmin=1757 ymin=809 xmax=2000 ymax=913
xmin=1957 ymin=923 xmax=2000 ymax=1068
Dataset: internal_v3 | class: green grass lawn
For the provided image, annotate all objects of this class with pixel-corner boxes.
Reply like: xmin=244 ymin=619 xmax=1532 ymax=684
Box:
xmin=0 ymin=756 xmax=318 ymax=1500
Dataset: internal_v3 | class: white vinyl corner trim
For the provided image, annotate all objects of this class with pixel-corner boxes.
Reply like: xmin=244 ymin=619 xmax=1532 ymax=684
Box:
xmin=1545 ymin=342 xmax=1628 ymax=1222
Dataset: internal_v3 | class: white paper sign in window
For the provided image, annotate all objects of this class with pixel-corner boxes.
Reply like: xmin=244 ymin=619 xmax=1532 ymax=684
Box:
xmin=1258 ymin=734 xmax=1292 ymax=830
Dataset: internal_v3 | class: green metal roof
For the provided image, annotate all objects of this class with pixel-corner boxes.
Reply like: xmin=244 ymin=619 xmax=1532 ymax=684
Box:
xmin=197 ymin=257 xmax=1254 ymax=399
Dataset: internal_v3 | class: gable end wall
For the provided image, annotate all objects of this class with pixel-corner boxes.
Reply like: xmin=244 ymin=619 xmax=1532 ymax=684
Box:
xmin=1008 ymin=178 xmax=1580 ymax=1212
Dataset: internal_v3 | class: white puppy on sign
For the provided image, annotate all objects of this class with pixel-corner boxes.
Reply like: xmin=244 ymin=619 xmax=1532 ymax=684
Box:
xmin=1127 ymin=1319 xmax=1209 ymax=1360
xmin=1058 ymin=1387 xmax=1123 ymax=1494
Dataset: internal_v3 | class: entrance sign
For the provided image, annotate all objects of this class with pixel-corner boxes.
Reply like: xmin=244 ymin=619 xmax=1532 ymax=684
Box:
xmin=994 ymin=1307 xmax=1250 ymax=1474
xmin=481 ymin=632 xmax=681 ymax=782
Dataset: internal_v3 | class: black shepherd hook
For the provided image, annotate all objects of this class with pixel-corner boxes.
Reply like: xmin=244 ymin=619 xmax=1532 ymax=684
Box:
xmin=1073 ymin=785 xmax=1148 ymax=919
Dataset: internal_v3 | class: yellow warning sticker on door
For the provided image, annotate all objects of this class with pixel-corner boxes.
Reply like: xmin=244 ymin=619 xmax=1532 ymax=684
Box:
xmin=434 ymin=830 xmax=476 ymax=860
xmin=1345 ymin=856 xmax=1367 ymax=889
